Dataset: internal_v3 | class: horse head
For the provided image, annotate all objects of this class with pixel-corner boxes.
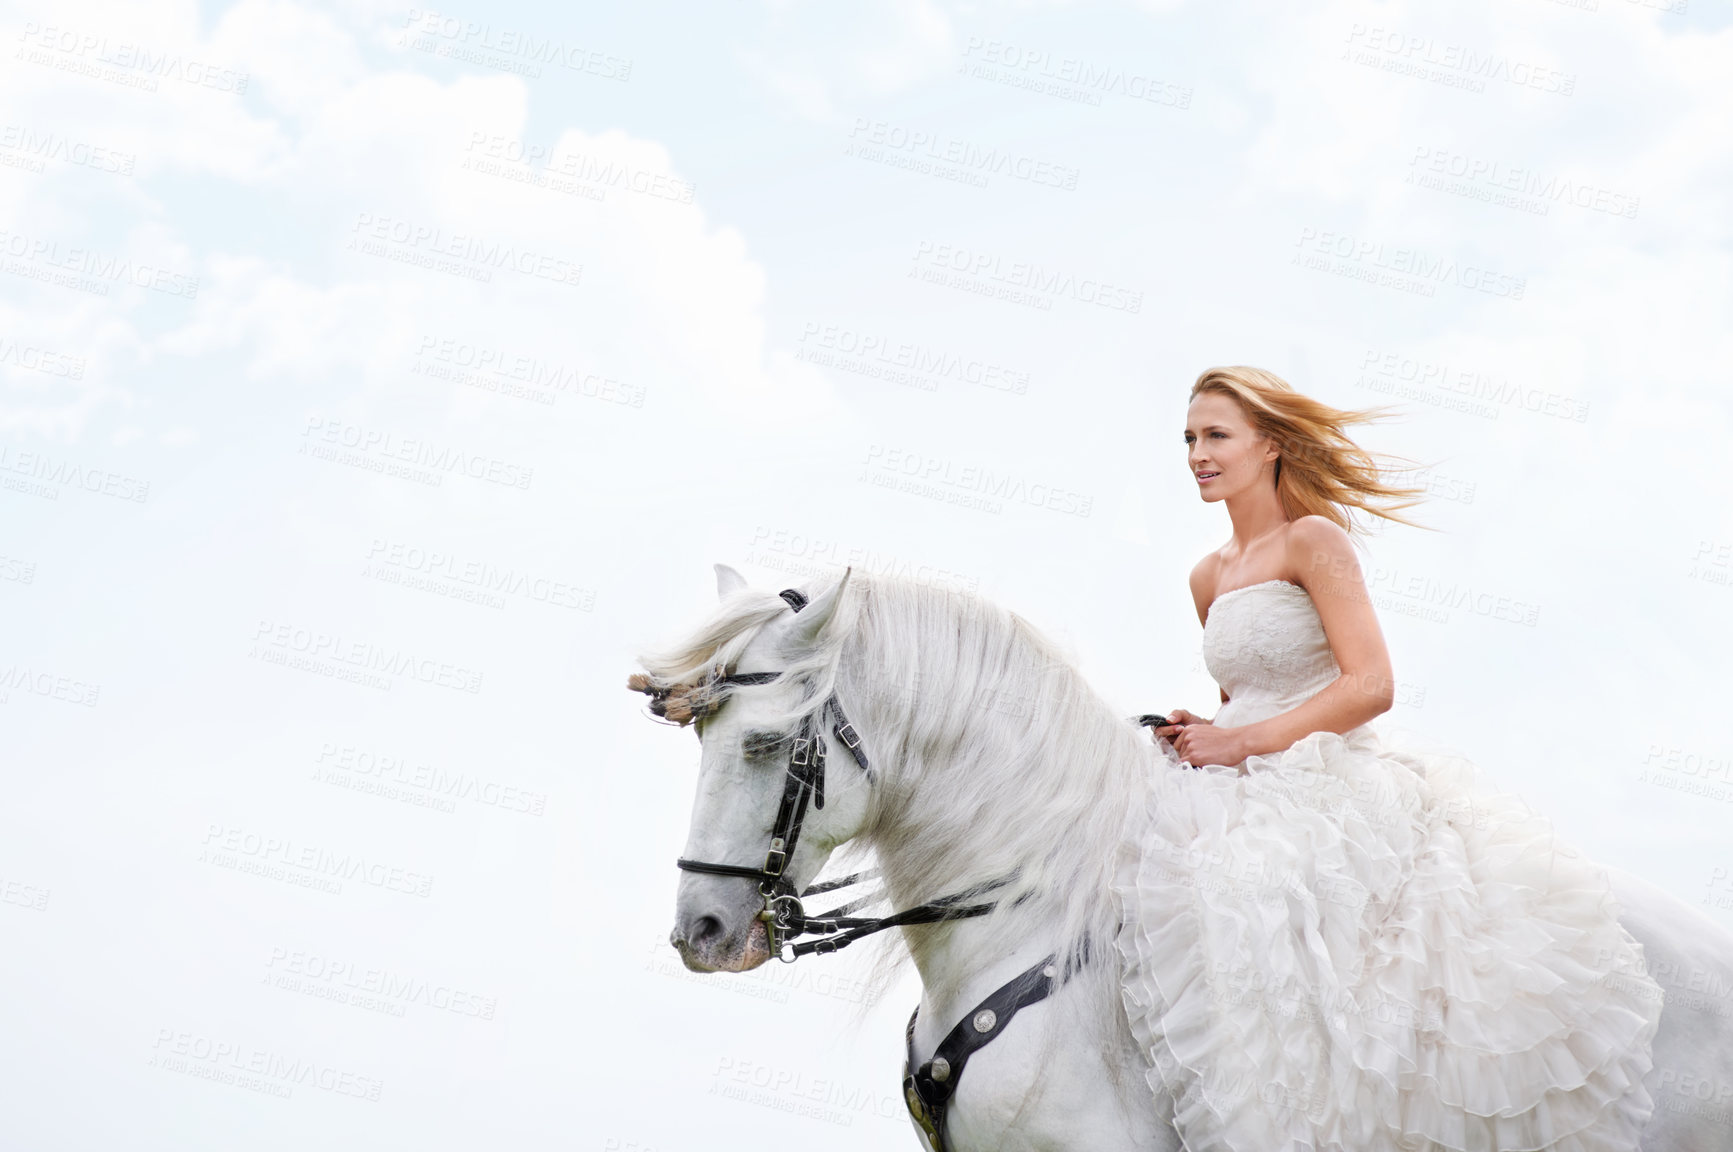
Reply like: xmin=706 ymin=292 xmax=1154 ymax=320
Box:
xmin=632 ymin=563 xmax=876 ymax=973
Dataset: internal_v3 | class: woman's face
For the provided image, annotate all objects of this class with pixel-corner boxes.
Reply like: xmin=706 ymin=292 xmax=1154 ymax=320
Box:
xmin=1184 ymin=391 xmax=1278 ymax=503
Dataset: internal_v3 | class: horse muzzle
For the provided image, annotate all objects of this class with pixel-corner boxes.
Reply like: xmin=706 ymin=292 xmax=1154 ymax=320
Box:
xmin=670 ymin=905 xmax=773 ymax=972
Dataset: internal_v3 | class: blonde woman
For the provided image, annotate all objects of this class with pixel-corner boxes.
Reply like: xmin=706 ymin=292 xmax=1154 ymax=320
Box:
xmin=1115 ymin=367 xmax=1663 ymax=1151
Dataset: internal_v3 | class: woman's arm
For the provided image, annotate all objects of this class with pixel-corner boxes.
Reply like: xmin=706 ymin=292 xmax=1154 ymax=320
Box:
xmin=1229 ymin=516 xmax=1394 ymax=759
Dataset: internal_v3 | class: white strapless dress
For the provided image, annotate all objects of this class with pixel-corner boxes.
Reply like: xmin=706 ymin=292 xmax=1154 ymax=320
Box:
xmin=1113 ymin=580 xmax=1664 ymax=1152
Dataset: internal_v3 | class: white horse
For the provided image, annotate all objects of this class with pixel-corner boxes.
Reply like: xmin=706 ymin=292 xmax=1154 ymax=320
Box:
xmin=633 ymin=564 xmax=1733 ymax=1151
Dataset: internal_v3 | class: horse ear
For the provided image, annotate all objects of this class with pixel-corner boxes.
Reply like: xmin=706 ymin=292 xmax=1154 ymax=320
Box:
xmin=783 ymin=567 xmax=852 ymax=651
xmin=715 ymin=563 xmax=748 ymax=601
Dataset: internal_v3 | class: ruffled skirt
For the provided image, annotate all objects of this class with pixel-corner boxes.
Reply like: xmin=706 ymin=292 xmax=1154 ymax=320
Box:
xmin=1112 ymin=724 xmax=1664 ymax=1151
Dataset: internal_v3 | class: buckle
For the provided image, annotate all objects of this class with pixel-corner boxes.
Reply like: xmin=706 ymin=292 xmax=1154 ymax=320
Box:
xmin=790 ymin=737 xmax=811 ymax=767
xmin=903 ymin=1073 xmax=943 ymax=1151
xmin=836 ymin=722 xmax=861 ymax=749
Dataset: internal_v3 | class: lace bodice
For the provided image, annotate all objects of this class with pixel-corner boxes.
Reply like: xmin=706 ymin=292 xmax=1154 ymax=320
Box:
xmin=1203 ymin=579 xmax=1343 ymax=729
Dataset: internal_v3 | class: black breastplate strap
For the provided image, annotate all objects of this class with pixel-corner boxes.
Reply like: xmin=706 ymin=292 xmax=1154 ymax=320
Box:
xmin=901 ymin=943 xmax=1088 ymax=1151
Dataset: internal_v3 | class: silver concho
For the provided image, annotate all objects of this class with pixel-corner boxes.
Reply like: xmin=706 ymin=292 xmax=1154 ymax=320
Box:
xmin=929 ymin=1056 xmax=951 ymax=1082
xmin=972 ymin=1008 xmax=997 ymax=1034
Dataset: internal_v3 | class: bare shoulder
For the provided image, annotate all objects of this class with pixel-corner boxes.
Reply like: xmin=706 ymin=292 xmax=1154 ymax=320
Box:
xmin=1284 ymin=515 xmax=1358 ymax=590
xmin=1187 ymin=552 xmax=1221 ymax=626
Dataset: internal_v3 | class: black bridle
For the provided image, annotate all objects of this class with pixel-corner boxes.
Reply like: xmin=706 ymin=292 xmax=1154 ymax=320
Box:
xmin=658 ymin=586 xmax=1007 ymax=962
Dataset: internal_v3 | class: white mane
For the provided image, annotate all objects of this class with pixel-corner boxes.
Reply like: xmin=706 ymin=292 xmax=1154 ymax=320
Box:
xmin=636 ymin=567 xmax=1159 ymax=1061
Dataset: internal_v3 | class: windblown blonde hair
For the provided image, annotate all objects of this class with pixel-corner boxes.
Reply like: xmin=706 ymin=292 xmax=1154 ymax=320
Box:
xmin=1191 ymin=365 xmax=1433 ymax=535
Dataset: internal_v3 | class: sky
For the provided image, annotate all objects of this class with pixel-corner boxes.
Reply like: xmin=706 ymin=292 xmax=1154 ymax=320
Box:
xmin=2 ymin=0 xmax=1731 ymax=1148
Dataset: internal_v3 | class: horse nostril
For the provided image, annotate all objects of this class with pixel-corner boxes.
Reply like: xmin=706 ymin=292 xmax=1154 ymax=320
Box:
xmin=689 ymin=914 xmax=724 ymax=946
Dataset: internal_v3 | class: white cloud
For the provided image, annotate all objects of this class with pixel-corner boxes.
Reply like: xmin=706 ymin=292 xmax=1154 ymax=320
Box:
xmin=2 ymin=3 xmax=813 ymax=445
xmin=738 ymin=0 xmax=958 ymax=121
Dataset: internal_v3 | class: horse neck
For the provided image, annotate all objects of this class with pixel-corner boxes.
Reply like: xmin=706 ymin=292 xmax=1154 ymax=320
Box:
xmin=859 ymin=701 xmax=1075 ymax=1009
xmin=835 ymin=624 xmax=1133 ymax=1005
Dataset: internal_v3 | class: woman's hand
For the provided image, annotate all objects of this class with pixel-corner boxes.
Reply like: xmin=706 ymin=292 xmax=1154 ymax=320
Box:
xmin=1154 ymin=708 xmax=1247 ymax=769
xmin=1151 ymin=708 xmax=1207 ymax=744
